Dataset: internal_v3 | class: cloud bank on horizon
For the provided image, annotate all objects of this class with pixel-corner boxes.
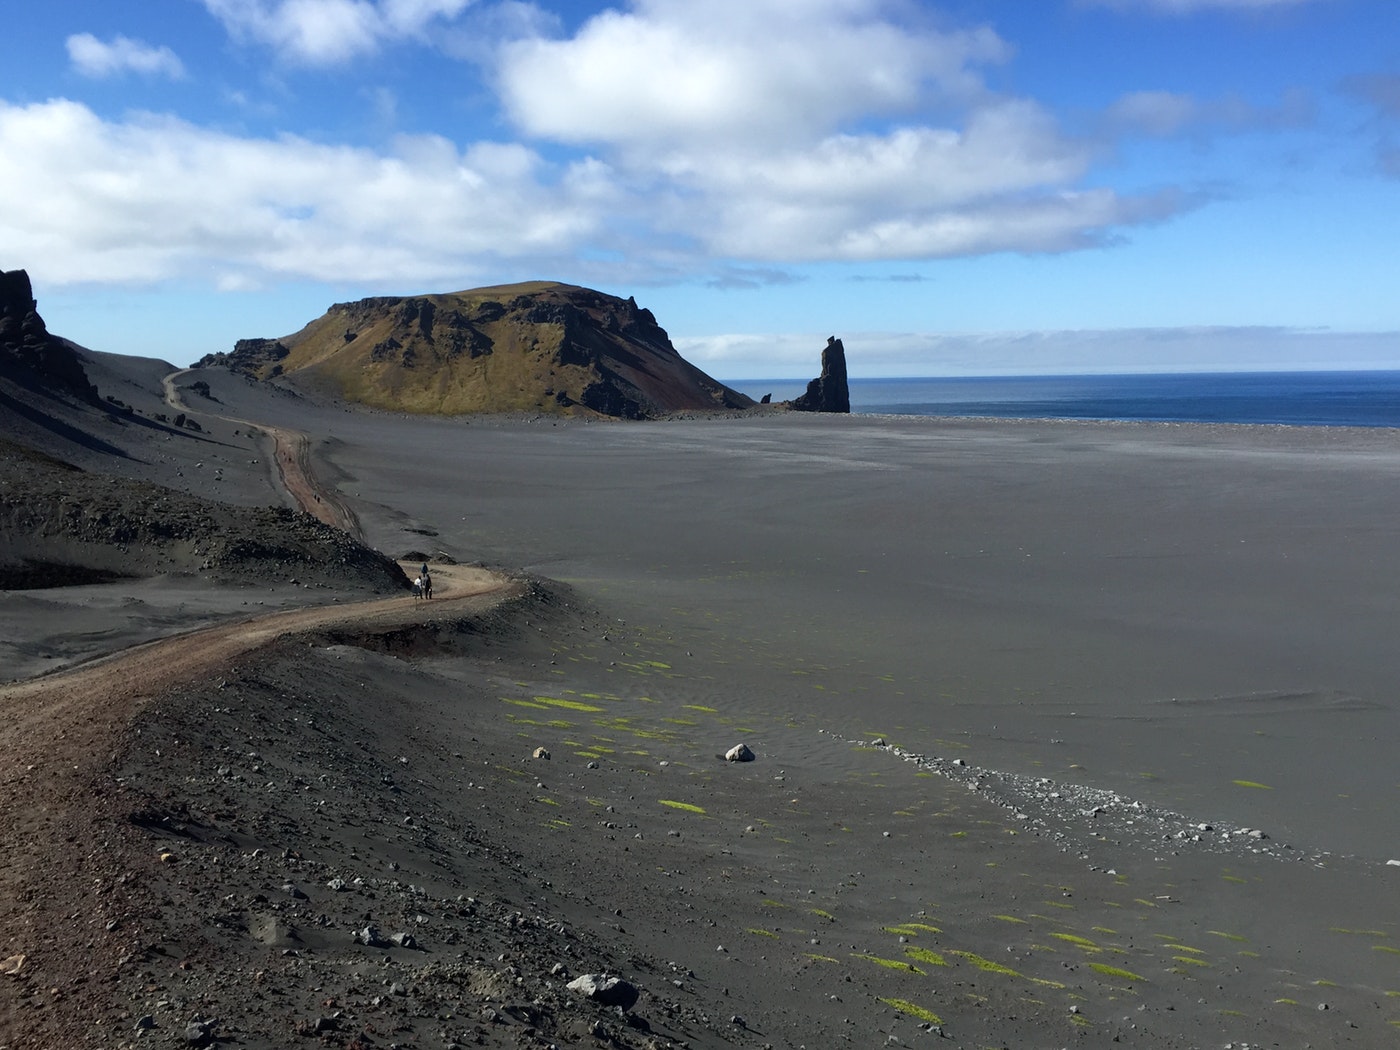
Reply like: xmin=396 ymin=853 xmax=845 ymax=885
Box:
xmin=1 ymin=0 xmax=1397 ymax=374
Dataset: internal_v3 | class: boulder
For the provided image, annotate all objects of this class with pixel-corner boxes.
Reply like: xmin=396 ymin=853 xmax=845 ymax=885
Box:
xmin=567 ymin=973 xmax=640 ymax=1011
xmin=725 ymin=743 xmax=755 ymax=762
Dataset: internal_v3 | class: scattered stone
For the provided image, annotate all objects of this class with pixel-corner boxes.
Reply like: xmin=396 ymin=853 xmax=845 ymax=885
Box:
xmin=533 ymin=746 xmax=551 ymax=760
xmin=0 ymin=954 xmax=25 ymax=975
xmin=389 ymin=931 xmax=418 ymax=949
xmin=354 ymin=925 xmax=384 ymax=947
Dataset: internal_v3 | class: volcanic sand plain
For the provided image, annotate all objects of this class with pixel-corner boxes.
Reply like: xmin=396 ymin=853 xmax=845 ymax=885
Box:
xmin=4 ymin=358 xmax=1400 ymax=1047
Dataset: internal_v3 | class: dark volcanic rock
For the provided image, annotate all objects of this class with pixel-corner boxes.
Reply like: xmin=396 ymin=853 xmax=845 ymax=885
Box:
xmin=0 ymin=269 xmax=99 ymax=404
xmin=789 ymin=336 xmax=850 ymax=413
xmin=195 ymin=337 xmax=290 ymax=377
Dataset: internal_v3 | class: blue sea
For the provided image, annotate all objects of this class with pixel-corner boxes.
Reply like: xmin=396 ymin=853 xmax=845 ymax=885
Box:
xmin=727 ymin=371 xmax=1400 ymax=428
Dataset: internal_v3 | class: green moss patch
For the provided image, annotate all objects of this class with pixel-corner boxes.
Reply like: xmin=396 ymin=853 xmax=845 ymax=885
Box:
xmin=1088 ymin=963 xmax=1145 ymax=983
xmin=905 ymin=947 xmax=948 ymax=967
xmin=852 ymin=953 xmax=924 ymax=974
xmin=878 ymin=998 xmax=943 ymax=1025
xmin=658 ymin=799 xmax=706 ymax=814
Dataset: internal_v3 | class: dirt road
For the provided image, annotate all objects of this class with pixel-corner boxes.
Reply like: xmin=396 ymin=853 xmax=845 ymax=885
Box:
xmin=2 ymin=379 xmax=518 ymax=1041
xmin=161 ymin=368 xmax=363 ymax=539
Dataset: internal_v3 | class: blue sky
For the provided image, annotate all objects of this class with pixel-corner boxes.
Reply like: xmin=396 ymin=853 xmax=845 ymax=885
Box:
xmin=2 ymin=0 xmax=1397 ymax=377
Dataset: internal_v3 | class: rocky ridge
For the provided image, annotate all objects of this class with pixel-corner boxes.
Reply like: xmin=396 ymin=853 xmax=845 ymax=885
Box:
xmin=198 ymin=282 xmax=755 ymax=420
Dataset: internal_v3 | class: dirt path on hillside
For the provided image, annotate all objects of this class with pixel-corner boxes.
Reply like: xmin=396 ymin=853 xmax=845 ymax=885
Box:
xmin=0 ymin=560 xmax=521 ymax=1043
xmin=162 ymin=368 xmax=364 ymax=540
xmin=2 ymin=381 xmax=514 ymax=1038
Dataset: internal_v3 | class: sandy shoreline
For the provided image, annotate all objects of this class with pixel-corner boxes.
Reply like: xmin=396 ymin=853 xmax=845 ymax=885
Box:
xmin=5 ymin=361 xmax=1400 ymax=1046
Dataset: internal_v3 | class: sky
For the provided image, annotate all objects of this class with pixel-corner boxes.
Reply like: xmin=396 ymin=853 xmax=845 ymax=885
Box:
xmin=2 ymin=0 xmax=1398 ymax=378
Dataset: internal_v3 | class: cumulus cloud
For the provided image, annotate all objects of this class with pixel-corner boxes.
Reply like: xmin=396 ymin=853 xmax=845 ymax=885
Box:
xmin=495 ymin=1 xmax=1184 ymax=263
xmin=499 ymin=0 xmax=1007 ymax=147
xmin=16 ymin=1 xmax=1223 ymax=290
xmin=201 ymin=0 xmax=475 ymax=64
xmin=66 ymin=33 xmax=186 ymax=79
xmin=0 ymin=99 xmax=610 ymax=286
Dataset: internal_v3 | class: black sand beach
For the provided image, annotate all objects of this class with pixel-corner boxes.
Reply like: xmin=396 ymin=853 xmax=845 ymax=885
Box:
xmin=5 ymin=359 xmax=1400 ymax=1047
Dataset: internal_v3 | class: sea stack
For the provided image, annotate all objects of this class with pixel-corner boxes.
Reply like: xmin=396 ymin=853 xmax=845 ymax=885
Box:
xmin=789 ymin=336 xmax=850 ymax=413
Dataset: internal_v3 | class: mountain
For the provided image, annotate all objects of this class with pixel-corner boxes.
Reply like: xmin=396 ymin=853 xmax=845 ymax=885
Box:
xmin=196 ymin=281 xmax=755 ymax=419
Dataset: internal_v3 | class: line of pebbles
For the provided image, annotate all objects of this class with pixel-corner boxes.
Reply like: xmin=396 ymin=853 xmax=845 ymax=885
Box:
xmin=831 ymin=731 xmax=1370 ymax=871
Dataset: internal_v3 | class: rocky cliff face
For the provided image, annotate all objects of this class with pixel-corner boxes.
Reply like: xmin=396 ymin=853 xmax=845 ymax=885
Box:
xmin=198 ymin=282 xmax=754 ymax=420
xmin=789 ymin=336 xmax=850 ymax=413
xmin=0 ymin=269 xmax=98 ymax=403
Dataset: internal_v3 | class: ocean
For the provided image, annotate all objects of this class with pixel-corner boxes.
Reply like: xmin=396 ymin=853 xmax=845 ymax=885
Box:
xmin=727 ymin=371 xmax=1400 ymax=428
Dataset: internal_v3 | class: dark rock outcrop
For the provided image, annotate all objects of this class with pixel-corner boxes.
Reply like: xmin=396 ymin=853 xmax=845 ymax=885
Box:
xmin=789 ymin=336 xmax=850 ymax=413
xmin=0 ymin=269 xmax=99 ymax=404
xmin=196 ymin=337 xmax=291 ymax=377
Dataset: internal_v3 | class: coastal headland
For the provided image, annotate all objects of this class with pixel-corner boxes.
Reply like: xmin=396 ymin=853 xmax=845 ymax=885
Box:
xmin=4 ymin=344 xmax=1400 ymax=1047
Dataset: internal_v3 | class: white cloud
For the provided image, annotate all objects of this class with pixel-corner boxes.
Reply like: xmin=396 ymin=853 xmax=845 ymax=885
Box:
xmin=10 ymin=3 xmax=1209 ymax=291
xmin=490 ymin=1 xmax=1186 ymax=263
xmin=66 ymin=33 xmax=186 ymax=79
xmin=201 ymin=0 xmax=474 ymax=64
xmin=0 ymin=99 xmax=608 ymax=287
xmin=499 ymin=0 xmax=1008 ymax=148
